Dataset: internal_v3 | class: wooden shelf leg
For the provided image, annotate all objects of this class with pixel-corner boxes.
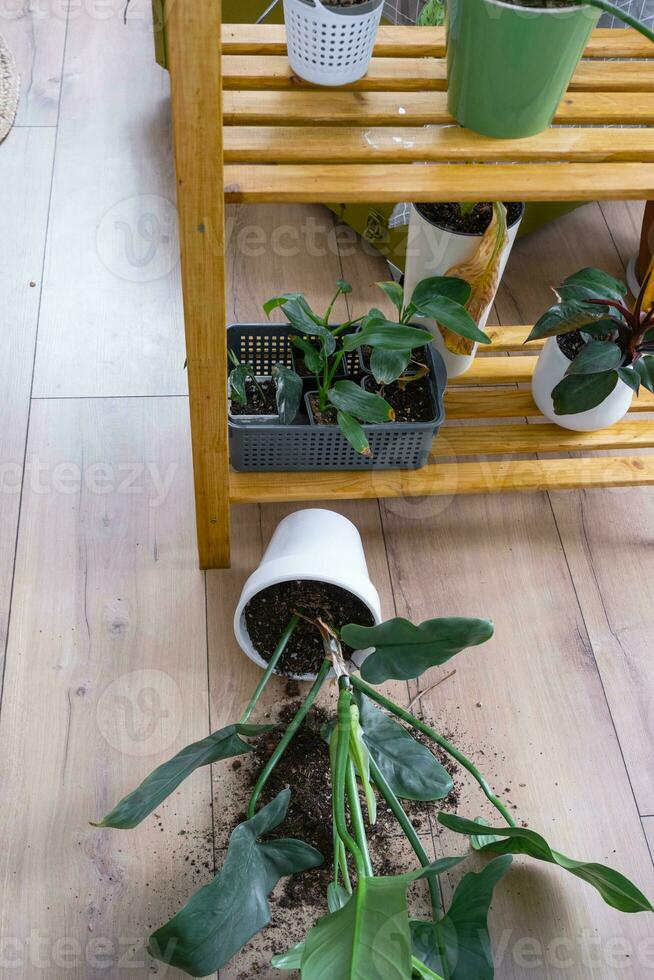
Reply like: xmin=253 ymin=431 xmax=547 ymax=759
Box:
xmin=166 ymin=0 xmax=231 ymax=568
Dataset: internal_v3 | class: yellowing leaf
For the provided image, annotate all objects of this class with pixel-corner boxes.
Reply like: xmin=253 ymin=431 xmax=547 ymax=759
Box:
xmin=438 ymin=203 xmax=509 ymax=356
xmin=642 ymin=254 xmax=654 ymax=312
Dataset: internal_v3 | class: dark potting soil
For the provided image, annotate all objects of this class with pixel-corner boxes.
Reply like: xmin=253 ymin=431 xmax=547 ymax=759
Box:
xmin=365 ymin=376 xmax=435 ymax=423
xmin=230 ymin=378 xmax=277 ymax=417
xmin=416 ymin=202 xmax=523 ymax=236
xmin=244 ymin=580 xmax=375 ymax=677
xmin=242 ymin=700 xmax=463 ymax=913
xmin=557 ymin=331 xmax=586 ymax=361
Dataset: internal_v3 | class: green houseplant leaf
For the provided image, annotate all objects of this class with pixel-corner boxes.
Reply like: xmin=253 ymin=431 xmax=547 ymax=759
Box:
xmin=411 ymin=855 xmax=513 ymax=980
xmin=370 ymin=347 xmax=412 ymax=385
xmin=292 ymin=334 xmax=325 ymax=375
xmin=336 ymin=411 xmax=371 ymax=456
xmin=301 ymin=860 xmax=464 ymax=980
xmin=551 ymin=370 xmax=619 ymax=415
xmin=357 ymin=693 xmax=453 ymax=801
xmin=283 ymin=298 xmax=336 ymax=355
xmin=617 ymin=366 xmax=641 ymax=392
xmin=272 ymin=941 xmax=305 ymax=970
xmin=565 ymin=341 xmax=623 ymax=376
xmin=263 ymin=292 xmax=315 ymax=319
xmin=343 ymin=322 xmax=433 ymax=352
xmin=439 ymin=814 xmax=654 ymax=914
xmin=92 ymin=723 xmax=273 ymax=830
xmin=272 ymin=363 xmax=303 ymax=424
xmin=527 ymin=301 xmax=615 ymax=342
xmin=328 ymin=380 xmax=395 ymax=423
xmin=410 ymin=276 xmax=472 ymax=310
xmin=228 ymin=363 xmax=250 ymax=406
xmin=636 ymin=355 xmax=654 ymax=394
xmin=413 ymin=296 xmax=490 ymax=345
xmin=148 ymin=790 xmax=322 ymax=976
xmin=343 ymin=617 xmax=494 ymax=684
xmin=376 ymin=280 xmax=405 ymax=315
xmin=558 ymin=267 xmax=627 ymax=304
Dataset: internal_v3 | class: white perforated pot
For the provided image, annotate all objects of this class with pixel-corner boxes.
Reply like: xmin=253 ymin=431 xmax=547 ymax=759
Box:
xmin=284 ymin=0 xmax=384 ymax=87
xmin=404 ymin=203 xmax=524 ymax=378
xmin=234 ymin=509 xmax=382 ymax=681
xmin=532 ymin=337 xmax=633 ymax=432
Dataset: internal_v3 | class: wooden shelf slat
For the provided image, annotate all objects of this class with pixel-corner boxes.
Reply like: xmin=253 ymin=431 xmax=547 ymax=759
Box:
xmin=444 ymin=386 xmax=654 ymax=420
xmin=223 ymin=90 xmax=654 ymax=128
xmin=224 ymin=162 xmax=654 ymax=204
xmin=435 ymin=419 xmax=654 ymax=457
xmin=230 ymin=455 xmax=654 ymax=503
xmin=221 ymin=25 xmax=654 ymax=60
xmin=222 ymin=54 xmax=654 ymax=93
xmin=224 ymin=125 xmax=654 ymax=165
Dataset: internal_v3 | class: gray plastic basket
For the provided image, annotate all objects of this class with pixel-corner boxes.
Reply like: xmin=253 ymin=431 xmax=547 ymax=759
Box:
xmin=228 ymin=323 xmax=446 ymax=471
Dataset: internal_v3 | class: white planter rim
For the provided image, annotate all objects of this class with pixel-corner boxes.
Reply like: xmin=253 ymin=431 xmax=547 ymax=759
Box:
xmin=412 ymin=202 xmax=525 ymax=239
xmin=298 ymin=0 xmax=384 ymax=13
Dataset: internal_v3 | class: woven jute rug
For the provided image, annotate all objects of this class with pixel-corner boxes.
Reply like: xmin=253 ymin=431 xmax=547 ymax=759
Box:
xmin=0 ymin=34 xmax=19 ymax=144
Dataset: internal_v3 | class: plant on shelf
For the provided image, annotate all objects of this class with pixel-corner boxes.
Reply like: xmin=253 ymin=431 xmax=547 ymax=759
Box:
xmin=93 ymin=609 xmax=652 ymax=979
xmin=528 ymin=266 xmax=654 ymax=419
xmin=262 ymin=275 xmax=481 ymax=455
xmin=228 ymin=350 xmax=303 ymax=423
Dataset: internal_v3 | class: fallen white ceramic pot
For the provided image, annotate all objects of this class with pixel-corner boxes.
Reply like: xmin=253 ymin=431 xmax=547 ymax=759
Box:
xmin=532 ymin=336 xmax=633 ymax=432
xmin=233 ymin=509 xmax=382 ymax=681
xmin=404 ymin=203 xmax=524 ymax=378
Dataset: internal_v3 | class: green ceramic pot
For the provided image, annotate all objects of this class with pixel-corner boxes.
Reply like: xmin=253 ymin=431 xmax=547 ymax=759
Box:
xmin=446 ymin=0 xmax=600 ymax=138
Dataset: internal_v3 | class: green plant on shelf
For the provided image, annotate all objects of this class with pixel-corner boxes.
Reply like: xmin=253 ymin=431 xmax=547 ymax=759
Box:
xmin=93 ymin=611 xmax=653 ymax=979
xmin=528 ymin=266 xmax=654 ymax=414
xmin=262 ymin=276 xmax=481 ymax=455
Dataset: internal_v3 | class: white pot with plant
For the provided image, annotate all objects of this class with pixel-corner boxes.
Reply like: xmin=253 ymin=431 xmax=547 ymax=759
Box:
xmin=403 ymin=202 xmax=524 ymax=378
xmin=284 ymin=0 xmax=384 ymax=87
xmin=529 ymin=267 xmax=654 ymax=431
xmin=233 ymin=509 xmax=382 ymax=681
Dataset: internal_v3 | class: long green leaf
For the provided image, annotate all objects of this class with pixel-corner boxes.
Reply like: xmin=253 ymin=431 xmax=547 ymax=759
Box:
xmin=559 ymin=267 xmax=627 ymax=303
xmin=343 ymin=322 xmax=433 ymax=352
xmin=636 ymin=355 xmax=654 ymax=393
xmin=301 ymin=860 xmax=464 ymax=980
xmin=357 ymin=693 xmax=453 ymax=801
xmin=292 ymin=334 xmax=325 ymax=375
xmin=337 ymin=410 xmax=371 ymax=456
xmin=229 ymin=364 xmax=250 ymax=406
xmin=343 ymin=617 xmax=494 ymax=684
xmin=410 ymin=276 xmax=472 ymax=309
xmin=349 ymin=702 xmax=377 ymax=824
xmin=263 ymin=292 xmax=312 ymax=318
xmin=283 ymin=298 xmax=336 ymax=355
xmin=376 ymin=280 xmax=405 ymax=315
xmin=527 ymin=300 xmax=615 ymax=342
xmin=551 ymin=370 xmax=619 ymax=415
xmin=92 ymin=723 xmax=273 ymax=830
xmin=370 ymin=347 xmax=412 ymax=385
xmin=411 ymin=856 xmax=512 ymax=980
xmin=272 ymin=941 xmax=305 ymax=970
xmin=617 ymin=366 xmax=641 ymax=392
xmin=272 ymin=363 xmax=303 ymax=424
xmin=148 ymin=790 xmax=322 ymax=976
xmin=565 ymin=341 xmax=623 ymax=376
xmin=414 ymin=296 xmax=490 ymax=345
xmin=439 ymin=814 xmax=654 ymax=914
xmin=329 ymin=380 xmax=395 ymax=423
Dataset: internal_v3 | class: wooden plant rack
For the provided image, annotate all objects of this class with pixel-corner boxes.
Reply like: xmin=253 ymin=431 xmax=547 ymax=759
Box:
xmin=162 ymin=5 xmax=654 ymax=568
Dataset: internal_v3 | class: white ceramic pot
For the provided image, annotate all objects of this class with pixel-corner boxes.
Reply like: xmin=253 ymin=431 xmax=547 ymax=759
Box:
xmin=532 ymin=337 xmax=633 ymax=432
xmin=233 ymin=509 xmax=382 ymax=681
xmin=284 ymin=0 xmax=384 ymax=87
xmin=404 ymin=203 xmax=524 ymax=378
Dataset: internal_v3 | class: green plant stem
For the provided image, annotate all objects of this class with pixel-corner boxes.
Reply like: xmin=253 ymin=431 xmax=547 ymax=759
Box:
xmin=411 ymin=955 xmax=445 ymax=980
xmin=368 ymin=756 xmax=440 ymax=918
xmin=247 ymin=658 xmax=331 ymax=819
xmin=584 ymin=0 xmax=654 ymax=42
xmin=345 ymin=760 xmax=374 ymax=877
xmin=334 ymin=681 xmax=366 ymax=876
xmin=351 ymin=677 xmax=517 ymax=828
xmin=239 ymin=616 xmax=299 ymax=724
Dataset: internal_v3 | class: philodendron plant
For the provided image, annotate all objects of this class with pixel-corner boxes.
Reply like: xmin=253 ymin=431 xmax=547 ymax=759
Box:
xmin=527 ymin=266 xmax=654 ymax=414
xmin=93 ymin=612 xmax=652 ymax=978
xmin=263 ymin=276 xmax=482 ymax=455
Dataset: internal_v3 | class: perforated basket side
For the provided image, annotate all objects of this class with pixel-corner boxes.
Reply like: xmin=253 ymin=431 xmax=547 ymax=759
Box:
xmin=284 ymin=0 xmax=384 ymax=86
